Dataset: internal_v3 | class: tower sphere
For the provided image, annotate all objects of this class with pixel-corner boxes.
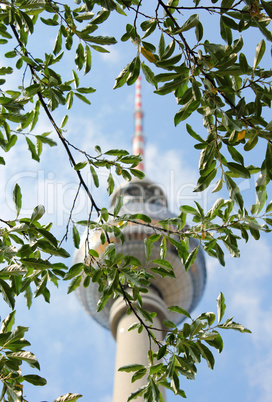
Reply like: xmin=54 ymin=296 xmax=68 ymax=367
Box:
xmin=74 ymin=176 xmax=206 ymax=329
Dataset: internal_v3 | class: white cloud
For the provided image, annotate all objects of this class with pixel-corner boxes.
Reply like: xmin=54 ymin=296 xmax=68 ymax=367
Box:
xmin=100 ymin=47 xmax=123 ymax=64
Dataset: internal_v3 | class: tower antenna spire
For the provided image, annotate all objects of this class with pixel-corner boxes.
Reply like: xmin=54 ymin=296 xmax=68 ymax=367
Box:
xmin=133 ymin=76 xmax=145 ymax=172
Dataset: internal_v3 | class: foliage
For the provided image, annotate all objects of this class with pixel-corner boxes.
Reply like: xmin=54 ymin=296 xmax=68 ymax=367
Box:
xmin=1 ymin=0 xmax=272 ymax=400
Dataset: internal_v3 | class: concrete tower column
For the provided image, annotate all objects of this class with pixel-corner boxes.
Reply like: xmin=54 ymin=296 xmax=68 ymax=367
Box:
xmin=109 ymin=288 xmax=168 ymax=402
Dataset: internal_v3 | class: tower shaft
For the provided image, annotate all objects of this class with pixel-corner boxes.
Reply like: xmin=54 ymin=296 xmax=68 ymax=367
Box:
xmin=109 ymin=289 xmax=168 ymax=401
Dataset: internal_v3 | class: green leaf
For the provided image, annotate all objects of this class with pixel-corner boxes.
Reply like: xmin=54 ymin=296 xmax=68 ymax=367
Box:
xmin=131 ymin=368 xmax=147 ymax=383
xmin=30 ymin=205 xmax=45 ymax=223
xmin=90 ymin=165 xmax=99 ymax=187
xmin=104 ymin=149 xmax=129 ymax=156
xmin=163 ymin=319 xmax=176 ymax=328
xmin=67 ymin=276 xmax=82 ymax=294
xmin=150 ymin=266 xmax=175 ymax=278
xmin=13 ymin=183 xmax=22 ymax=218
xmin=127 ymin=386 xmax=147 ymax=401
xmin=113 ymin=63 xmax=130 ymax=89
xmin=253 ymin=39 xmax=266 ymax=69
xmin=91 ymin=10 xmax=110 ymax=24
xmin=36 ymin=135 xmax=57 ymax=147
xmin=1 ymin=311 xmax=16 ymax=333
xmin=194 ymin=169 xmax=217 ymax=192
xmin=130 ymin=168 xmax=145 ymax=179
xmin=179 ymin=14 xmax=199 ymax=32
xmin=107 ymin=173 xmax=114 ymax=195
xmin=74 ymin=92 xmax=91 ymax=105
xmin=174 ymin=99 xmax=200 ymax=126
xmin=186 ymin=123 xmax=205 ymax=143
xmin=84 ymin=45 xmax=92 ymax=74
xmin=195 ymin=21 xmax=203 ymax=42
xmin=144 ymin=237 xmax=153 ymax=263
xmin=23 ymin=374 xmax=47 ymax=386
xmin=26 ymin=137 xmax=39 ymax=161
xmin=36 ymin=228 xmax=58 ymax=247
xmin=168 ymin=305 xmax=191 ymax=319
xmin=75 ymin=43 xmax=84 ymax=70
xmin=84 ymin=35 xmax=117 ymax=46
xmin=179 ymin=205 xmax=198 ymax=215
xmin=217 ymin=292 xmax=226 ymax=323
xmin=100 ymin=207 xmax=109 ymax=222
xmin=118 ymin=364 xmax=145 ymax=373
xmin=227 ymin=162 xmax=250 ymax=179
xmin=141 ymin=63 xmax=157 ymax=89
xmin=53 ymin=394 xmax=82 ymax=402
xmin=113 ymin=195 xmax=123 ymax=217
xmin=225 ymin=174 xmax=244 ymax=209
xmin=74 ymin=161 xmax=87 ymax=171
xmin=72 ymin=225 xmax=80 ymax=249
xmin=53 ymin=29 xmax=62 ymax=55
xmin=219 ymin=319 xmax=251 ymax=333
xmin=21 ymin=258 xmax=52 ymax=269
xmin=7 ymin=351 xmax=39 ymax=368
xmin=0 ymin=279 xmax=15 ymax=309
xmin=40 ymin=17 xmax=59 ymax=26
xmin=196 ymin=342 xmax=215 ymax=369
xmin=184 ymin=245 xmax=199 ymax=271
xmin=261 ymin=0 xmax=272 ymax=18
xmin=265 ymin=200 xmax=272 ymax=212
xmin=151 ymin=258 xmax=173 ymax=269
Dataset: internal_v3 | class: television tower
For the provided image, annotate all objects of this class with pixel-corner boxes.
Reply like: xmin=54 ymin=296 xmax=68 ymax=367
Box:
xmin=73 ymin=77 xmax=206 ymax=401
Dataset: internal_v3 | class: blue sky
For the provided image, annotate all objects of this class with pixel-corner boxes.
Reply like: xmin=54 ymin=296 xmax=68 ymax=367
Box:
xmin=1 ymin=4 xmax=272 ymax=402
